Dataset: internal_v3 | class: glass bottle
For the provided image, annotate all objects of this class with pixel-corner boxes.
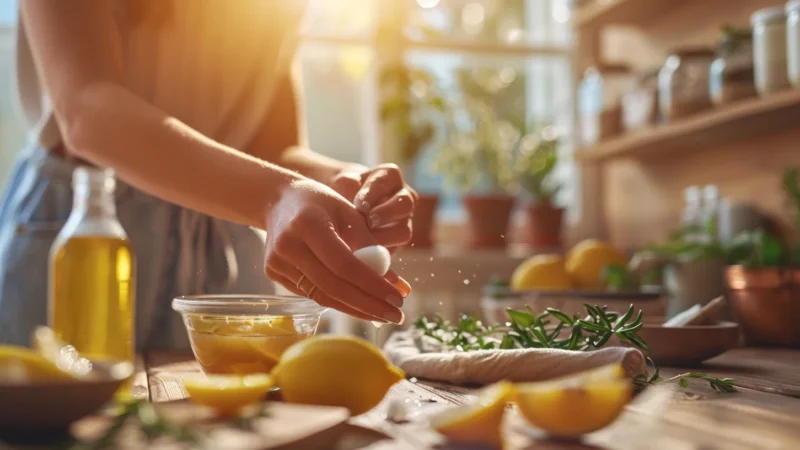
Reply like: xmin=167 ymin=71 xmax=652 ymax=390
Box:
xmin=49 ymin=167 xmax=136 ymax=366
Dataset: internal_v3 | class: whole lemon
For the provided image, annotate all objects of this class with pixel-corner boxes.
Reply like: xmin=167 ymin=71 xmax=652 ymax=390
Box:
xmin=565 ymin=240 xmax=628 ymax=288
xmin=510 ymin=254 xmax=572 ymax=291
xmin=271 ymin=335 xmax=405 ymax=416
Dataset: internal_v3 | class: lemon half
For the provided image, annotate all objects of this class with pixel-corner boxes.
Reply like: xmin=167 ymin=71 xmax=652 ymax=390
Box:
xmin=515 ymin=363 xmax=632 ymax=438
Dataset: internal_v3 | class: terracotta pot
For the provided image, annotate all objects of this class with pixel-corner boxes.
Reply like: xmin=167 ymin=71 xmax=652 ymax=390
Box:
xmin=463 ymin=194 xmax=515 ymax=248
xmin=724 ymin=266 xmax=800 ymax=348
xmin=408 ymin=194 xmax=439 ymax=248
xmin=525 ymin=202 xmax=563 ymax=249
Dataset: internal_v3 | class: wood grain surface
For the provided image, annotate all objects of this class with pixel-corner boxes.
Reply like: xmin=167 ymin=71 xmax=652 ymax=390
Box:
xmin=126 ymin=349 xmax=800 ymax=449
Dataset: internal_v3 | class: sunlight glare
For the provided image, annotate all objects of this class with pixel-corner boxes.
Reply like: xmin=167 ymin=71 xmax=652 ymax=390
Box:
xmin=417 ymin=0 xmax=441 ymax=9
xmin=552 ymin=0 xmax=571 ymax=24
xmin=338 ymin=46 xmax=372 ymax=79
xmin=462 ymin=2 xmax=486 ymax=34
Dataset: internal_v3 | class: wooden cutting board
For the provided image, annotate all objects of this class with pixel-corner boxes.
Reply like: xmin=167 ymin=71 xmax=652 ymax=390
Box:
xmin=72 ymin=401 xmax=351 ymax=450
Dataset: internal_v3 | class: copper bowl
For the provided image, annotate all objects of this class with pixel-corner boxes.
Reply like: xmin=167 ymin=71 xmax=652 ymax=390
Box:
xmin=724 ymin=266 xmax=800 ymax=348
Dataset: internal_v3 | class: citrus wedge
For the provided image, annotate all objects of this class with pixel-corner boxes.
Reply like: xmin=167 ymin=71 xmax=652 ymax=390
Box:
xmin=31 ymin=326 xmax=96 ymax=377
xmin=0 ymin=344 xmax=75 ymax=383
xmin=430 ymin=381 xmax=514 ymax=448
xmin=515 ymin=363 xmax=632 ymax=438
xmin=183 ymin=373 xmax=274 ymax=416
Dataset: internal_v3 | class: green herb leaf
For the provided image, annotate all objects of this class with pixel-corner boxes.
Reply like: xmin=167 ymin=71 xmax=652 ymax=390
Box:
xmin=507 ymin=308 xmax=537 ymax=328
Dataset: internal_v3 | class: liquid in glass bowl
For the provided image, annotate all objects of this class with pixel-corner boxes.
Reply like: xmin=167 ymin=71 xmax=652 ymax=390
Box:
xmin=172 ymin=295 xmax=326 ymax=374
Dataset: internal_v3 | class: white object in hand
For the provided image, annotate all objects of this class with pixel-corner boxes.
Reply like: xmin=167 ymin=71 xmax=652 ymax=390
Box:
xmin=354 ymin=245 xmax=394 ymax=332
xmin=353 ymin=245 xmax=392 ymax=276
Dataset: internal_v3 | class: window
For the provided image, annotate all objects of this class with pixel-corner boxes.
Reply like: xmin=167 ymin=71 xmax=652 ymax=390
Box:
xmin=0 ymin=1 xmax=578 ymax=225
xmin=298 ymin=0 xmax=576 ymax=224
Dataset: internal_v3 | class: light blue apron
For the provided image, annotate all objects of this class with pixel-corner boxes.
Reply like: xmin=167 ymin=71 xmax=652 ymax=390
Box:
xmin=0 ymin=144 xmax=275 ymax=350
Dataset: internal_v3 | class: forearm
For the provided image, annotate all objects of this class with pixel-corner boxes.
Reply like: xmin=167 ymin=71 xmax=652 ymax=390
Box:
xmin=246 ymin=66 xmax=364 ymax=186
xmin=270 ymin=146 xmax=365 ymax=185
xmin=65 ymin=83 xmax=302 ymax=229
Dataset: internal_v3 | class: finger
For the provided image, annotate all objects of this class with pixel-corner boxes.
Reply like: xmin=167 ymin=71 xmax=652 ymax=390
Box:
xmin=353 ymin=165 xmax=404 ymax=214
xmin=366 ymin=189 xmax=415 ymax=229
xmin=275 ymin=235 xmax=405 ymax=323
xmin=371 ymin=219 xmax=413 ymax=248
xmin=407 ymin=185 xmax=419 ymax=203
xmin=299 ymin=207 xmax=405 ymax=302
xmin=384 ymin=270 xmax=412 ymax=297
xmin=267 ymin=266 xmax=377 ymax=321
xmin=265 ymin=266 xmax=306 ymax=297
xmin=329 ymin=171 xmax=363 ymax=202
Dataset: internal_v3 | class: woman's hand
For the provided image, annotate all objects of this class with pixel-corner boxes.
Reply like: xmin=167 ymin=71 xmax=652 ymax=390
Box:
xmin=265 ymin=179 xmax=411 ymax=324
xmin=328 ymin=163 xmax=418 ymax=250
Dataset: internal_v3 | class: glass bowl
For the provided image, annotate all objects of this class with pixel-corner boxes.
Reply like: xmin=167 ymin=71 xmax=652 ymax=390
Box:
xmin=172 ymin=295 xmax=326 ymax=375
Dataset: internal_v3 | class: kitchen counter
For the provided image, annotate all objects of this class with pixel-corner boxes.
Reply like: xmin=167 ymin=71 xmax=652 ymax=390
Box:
xmin=79 ymin=347 xmax=800 ymax=449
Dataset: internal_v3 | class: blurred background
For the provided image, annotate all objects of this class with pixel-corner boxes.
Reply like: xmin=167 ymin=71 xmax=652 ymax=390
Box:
xmin=3 ymin=0 xmax=800 ymax=341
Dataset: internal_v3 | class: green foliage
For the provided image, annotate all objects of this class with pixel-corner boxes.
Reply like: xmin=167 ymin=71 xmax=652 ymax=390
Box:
xmin=723 ymin=229 xmax=783 ymax=267
xmin=379 ymin=64 xmax=447 ymax=165
xmin=782 ymin=167 xmax=800 ymax=266
xmin=515 ymin=126 xmax=562 ymax=204
xmin=602 ymin=264 xmax=636 ymax=291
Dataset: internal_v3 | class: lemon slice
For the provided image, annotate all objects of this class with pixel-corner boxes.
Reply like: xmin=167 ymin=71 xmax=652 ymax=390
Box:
xmin=515 ymin=363 xmax=632 ymax=438
xmin=430 ymin=381 xmax=514 ymax=448
xmin=31 ymin=326 xmax=94 ymax=378
xmin=183 ymin=373 xmax=274 ymax=416
xmin=0 ymin=344 xmax=76 ymax=383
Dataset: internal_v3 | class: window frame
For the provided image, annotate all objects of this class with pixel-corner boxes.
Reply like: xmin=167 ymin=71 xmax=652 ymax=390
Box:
xmin=298 ymin=1 xmax=579 ymax=244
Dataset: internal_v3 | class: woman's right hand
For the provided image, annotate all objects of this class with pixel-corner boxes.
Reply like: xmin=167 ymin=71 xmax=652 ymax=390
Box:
xmin=264 ymin=179 xmax=409 ymax=324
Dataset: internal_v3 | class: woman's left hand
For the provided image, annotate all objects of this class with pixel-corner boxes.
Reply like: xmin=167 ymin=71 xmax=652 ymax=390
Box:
xmin=329 ymin=163 xmax=418 ymax=249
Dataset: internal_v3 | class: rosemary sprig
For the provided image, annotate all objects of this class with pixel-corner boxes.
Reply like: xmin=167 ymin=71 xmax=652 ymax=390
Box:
xmin=415 ymin=305 xmax=736 ymax=394
xmin=72 ymin=400 xmax=273 ymax=449
xmin=70 ymin=399 xmax=203 ymax=450
xmin=232 ymin=403 xmax=271 ymax=431
xmin=665 ymin=372 xmax=737 ymax=393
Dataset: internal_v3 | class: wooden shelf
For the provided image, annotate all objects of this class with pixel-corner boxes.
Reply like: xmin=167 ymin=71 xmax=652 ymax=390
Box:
xmin=575 ymin=0 xmax=690 ymax=29
xmin=577 ymin=90 xmax=800 ymax=162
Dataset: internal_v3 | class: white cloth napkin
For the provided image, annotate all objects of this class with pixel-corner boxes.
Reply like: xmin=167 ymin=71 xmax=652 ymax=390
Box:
xmin=383 ymin=330 xmax=647 ymax=385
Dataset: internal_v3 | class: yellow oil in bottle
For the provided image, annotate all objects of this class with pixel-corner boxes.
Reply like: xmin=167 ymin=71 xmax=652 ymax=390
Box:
xmin=50 ymin=236 xmax=135 ymax=363
xmin=48 ymin=167 xmax=136 ymax=401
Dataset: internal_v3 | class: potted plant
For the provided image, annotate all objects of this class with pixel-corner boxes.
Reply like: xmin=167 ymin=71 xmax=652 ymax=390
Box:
xmin=515 ymin=126 xmax=563 ymax=249
xmin=722 ymin=169 xmax=800 ymax=347
xmin=629 ymin=219 xmax=728 ymax=318
xmin=433 ymin=97 xmax=519 ymax=248
xmin=379 ymin=64 xmax=446 ymax=248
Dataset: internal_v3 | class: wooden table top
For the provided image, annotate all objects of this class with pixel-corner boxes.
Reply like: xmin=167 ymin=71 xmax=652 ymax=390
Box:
xmin=127 ymin=347 xmax=800 ymax=450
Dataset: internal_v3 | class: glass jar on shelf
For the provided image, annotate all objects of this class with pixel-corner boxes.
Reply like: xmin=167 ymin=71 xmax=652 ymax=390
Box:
xmin=751 ymin=6 xmax=790 ymax=95
xmin=710 ymin=27 xmax=756 ymax=105
xmin=658 ymin=47 xmax=715 ymax=122
xmin=578 ymin=63 xmax=634 ymax=147
xmin=622 ymin=69 xmax=660 ymax=131
xmin=786 ymin=0 xmax=800 ymax=88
